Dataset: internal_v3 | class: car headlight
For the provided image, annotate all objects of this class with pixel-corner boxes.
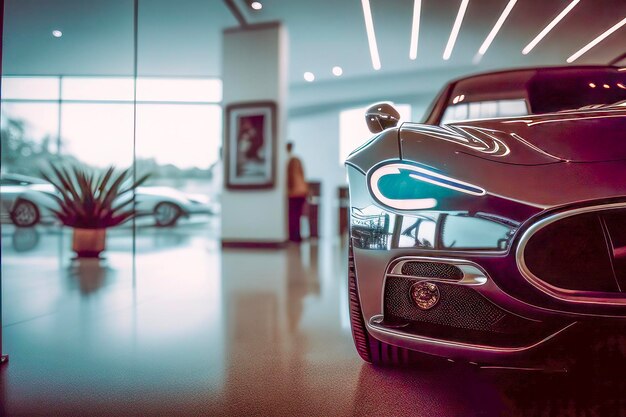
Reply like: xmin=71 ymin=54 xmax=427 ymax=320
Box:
xmin=367 ymin=161 xmax=485 ymax=211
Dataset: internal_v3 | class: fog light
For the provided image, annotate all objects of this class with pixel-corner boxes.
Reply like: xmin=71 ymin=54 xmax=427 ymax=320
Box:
xmin=410 ymin=281 xmax=440 ymax=310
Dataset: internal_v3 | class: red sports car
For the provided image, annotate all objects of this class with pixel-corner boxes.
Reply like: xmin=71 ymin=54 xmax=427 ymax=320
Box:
xmin=346 ymin=66 xmax=626 ymax=370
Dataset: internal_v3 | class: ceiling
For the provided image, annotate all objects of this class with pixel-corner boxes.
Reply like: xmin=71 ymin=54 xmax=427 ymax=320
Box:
xmin=245 ymin=0 xmax=626 ymax=84
xmin=3 ymin=0 xmax=625 ymax=88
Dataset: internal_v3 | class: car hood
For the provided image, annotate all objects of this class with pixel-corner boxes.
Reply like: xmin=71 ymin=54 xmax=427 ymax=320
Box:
xmin=400 ymin=108 xmax=626 ymax=164
xmin=451 ymin=108 xmax=626 ymax=163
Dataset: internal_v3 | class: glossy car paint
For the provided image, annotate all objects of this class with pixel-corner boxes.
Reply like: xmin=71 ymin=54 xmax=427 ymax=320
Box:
xmin=346 ymin=68 xmax=626 ymax=367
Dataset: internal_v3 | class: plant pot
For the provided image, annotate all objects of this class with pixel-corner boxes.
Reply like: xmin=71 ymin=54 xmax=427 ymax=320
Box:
xmin=72 ymin=228 xmax=106 ymax=258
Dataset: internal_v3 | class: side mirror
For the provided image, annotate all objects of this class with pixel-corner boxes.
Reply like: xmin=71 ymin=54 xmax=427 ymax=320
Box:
xmin=365 ymin=102 xmax=401 ymax=133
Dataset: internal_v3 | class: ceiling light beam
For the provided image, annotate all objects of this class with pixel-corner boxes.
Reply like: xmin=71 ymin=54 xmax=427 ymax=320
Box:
xmin=478 ymin=0 xmax=517 ymax=56
xmin=443 ymin=0 xmax=470 ymax=61
xmin=409 ymin=0 xmax=422 ymax=60
xmin=522 ymin=0 xmax=579 ymax=55
xmin=567 ymin=16 xmax=626 ymax=63
xmin=361 ymin=0 xmax=381 ymax=70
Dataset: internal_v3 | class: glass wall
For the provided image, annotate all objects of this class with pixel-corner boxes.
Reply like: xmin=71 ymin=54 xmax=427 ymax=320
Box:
xmin=1 ymin=75 xmax=222 ymax=297
xmin=0 ymin=0 xmax=228 ymax=385
xmin=1 ymin=75 xmax=222 ymax=220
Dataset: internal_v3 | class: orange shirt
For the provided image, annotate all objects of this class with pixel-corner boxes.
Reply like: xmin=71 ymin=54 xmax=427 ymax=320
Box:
xmin=287 ymin=156 xmax=308 ymax=198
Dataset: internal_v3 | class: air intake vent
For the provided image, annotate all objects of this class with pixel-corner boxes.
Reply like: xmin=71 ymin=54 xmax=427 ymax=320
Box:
xmin=384 ymin=277 xmax=507 ymax=332
xmin=400 ymin=261 xmax=463 ymax=281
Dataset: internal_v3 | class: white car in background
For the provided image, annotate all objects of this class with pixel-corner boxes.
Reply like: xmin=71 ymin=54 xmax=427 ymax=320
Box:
xmin=0 ymin=173 xmax=217 ymax=227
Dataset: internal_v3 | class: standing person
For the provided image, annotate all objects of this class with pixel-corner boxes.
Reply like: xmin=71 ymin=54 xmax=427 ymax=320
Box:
xmin=287 ymin=142 xmax=309 ymax=242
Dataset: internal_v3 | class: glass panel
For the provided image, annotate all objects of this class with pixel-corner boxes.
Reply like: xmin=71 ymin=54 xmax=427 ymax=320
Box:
xmin=479 ymin=101 xmax=498 ymax=119
xmin=61 ymin=103 xmax=134 ymax=167
xmin=136 ymin=78 xmax=222 ymax=103
xmin=1 ymin=76 xmax=60 ymax=100
xmin=62 ymin=77 xmax=134 ymax=101
xmin=1 ymin=102 xmax=60 ymax=174
xmin=468 ymin=102 xmax=481 ymax=119
xmin=498 ymin=99 xmax=528 ymax=117
xmin=135 ymin=102 xmax=221 ymax=231
xmin=1 ymin=0 xmax=136 ymax=355
xmin=441 ymin=103 xmax=467 ymax=123
xmin=442 ymin=99 xmax=528 ymax=123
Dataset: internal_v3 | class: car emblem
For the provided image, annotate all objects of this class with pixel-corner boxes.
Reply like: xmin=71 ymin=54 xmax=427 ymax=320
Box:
xmin=410 ymin=281 xmax=440 ymax=310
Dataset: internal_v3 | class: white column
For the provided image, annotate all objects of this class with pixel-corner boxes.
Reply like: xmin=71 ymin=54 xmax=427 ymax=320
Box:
xmin=221 ymin=23 xmax=289 ymax=245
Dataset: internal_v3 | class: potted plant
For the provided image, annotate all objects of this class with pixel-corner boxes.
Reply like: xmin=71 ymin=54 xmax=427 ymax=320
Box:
xmin=42 ymin=163 xmax=149 ymax=258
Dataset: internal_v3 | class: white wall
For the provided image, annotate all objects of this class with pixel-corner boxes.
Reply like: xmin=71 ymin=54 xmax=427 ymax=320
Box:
xmin=286 ymin=96 xmax=433 ymax=238
xmin=221 ymin=24 xmax=289 ymax=243
xmin=288 ymin=111 xmax=344 ymax=239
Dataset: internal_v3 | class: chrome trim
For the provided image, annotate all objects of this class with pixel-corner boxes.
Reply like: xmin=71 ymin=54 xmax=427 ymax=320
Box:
xmin=382 ymin=256 xmax=491 ymax=319
xmin=516 ymin=202 xmax=626 ymax=306
xmin=367 ymin=318 xmax=578 ymax=353
xmin=388 ymin=257 xmax=488 ymax=286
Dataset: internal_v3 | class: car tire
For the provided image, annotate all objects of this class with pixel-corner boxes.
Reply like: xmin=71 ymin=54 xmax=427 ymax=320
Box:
xmin=348 ymin=241 xmax=415 ymax=366
xmin=153 ymin=202 xmax=182 ymax=227
xmin=10 ymin=199 xmax=40 ymax=228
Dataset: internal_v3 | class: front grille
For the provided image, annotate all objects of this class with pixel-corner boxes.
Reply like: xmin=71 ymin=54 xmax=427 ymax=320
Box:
xmin=523 ymin=209 xmax=626 ymax=293
xmin=400 ymin=261 xmax=463 ymax=281
xmin=384 ymin=276 xmax=522 ymax=333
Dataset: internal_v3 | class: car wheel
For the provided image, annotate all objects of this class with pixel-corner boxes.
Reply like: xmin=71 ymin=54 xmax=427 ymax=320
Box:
xmin=10 ymin=199 xmax=40 ymax=227
xmin=348 ymin=240 xmax=415 ymax=366
xmin=154 ymin=202 xmax=182 ymax=227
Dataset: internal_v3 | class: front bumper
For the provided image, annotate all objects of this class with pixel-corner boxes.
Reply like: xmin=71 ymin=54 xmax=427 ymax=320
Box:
xmin=346 ymin=163 xmax=626 ymax=367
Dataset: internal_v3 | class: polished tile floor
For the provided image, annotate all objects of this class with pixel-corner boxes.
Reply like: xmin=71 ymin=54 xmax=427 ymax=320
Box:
xmin=1 ymin=223 xmax=625 ymax=416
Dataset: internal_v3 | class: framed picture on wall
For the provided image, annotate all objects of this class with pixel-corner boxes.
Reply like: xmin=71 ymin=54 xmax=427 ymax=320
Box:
xmin=225 ymin=101 xmax=277 ymax=189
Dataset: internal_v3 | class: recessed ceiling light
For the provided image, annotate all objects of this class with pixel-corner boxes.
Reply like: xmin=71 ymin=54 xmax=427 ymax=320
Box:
xmin=478 ymin=0 xmax=517 ymax=56
xmin=52 ymin=29 xmax=63 ymax=38
xmin=250 ymin=1 xmax=262 ymax=10
xmin=603 ymin=84 xmax=610 ymax=89
xmin=332 ymin=66 xmax=343 ymax=76
xmin=566 ymin=16 xmax=626 ymax=63
xmin=303 ymin=72 xmax=315 ymax=82
xmin=589 ymin=83 xmax=596 ymax=88
xmin=522 ymin=0 xmax=580 ymax=55
xmin=361 ymin=0 xmax=381 ymax=70
xmin=443 ymin=0 xmax=470 ymax=60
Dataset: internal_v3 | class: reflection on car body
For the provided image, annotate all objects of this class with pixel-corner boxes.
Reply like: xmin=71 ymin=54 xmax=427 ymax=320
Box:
xmin=345 ymin=65 xmax=626 ymax=369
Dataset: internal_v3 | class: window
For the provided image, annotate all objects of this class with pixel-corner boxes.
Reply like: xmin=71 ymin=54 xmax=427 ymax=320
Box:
xmin=441 ymin=99 xmax=528 ymax=124
xmin=1 ymin=77 xmax=60 ymax=100
xmin=1 ymin=75 xmax=223 ymax=174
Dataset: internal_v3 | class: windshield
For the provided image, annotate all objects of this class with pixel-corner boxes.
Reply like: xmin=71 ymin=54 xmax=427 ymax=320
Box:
xmin=437 ymin=67 xmax=626 ymax=124
xmin=528 ymin=69 xmax=626 ymax=113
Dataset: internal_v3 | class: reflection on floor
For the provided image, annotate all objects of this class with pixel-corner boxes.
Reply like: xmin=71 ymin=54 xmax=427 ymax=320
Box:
xmin=1 ymin=223 xmax=625 ymax=416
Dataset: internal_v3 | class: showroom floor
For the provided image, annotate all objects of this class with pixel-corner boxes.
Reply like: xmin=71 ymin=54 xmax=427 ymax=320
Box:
xmin=1 ymin=222 xmax=625 ymax=417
